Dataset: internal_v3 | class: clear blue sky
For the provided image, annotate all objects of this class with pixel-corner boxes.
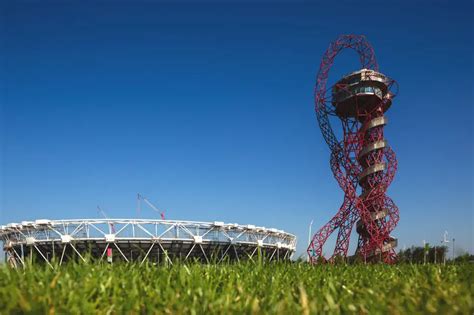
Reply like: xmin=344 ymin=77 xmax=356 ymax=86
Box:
xmin=1 ymin=1 xmax=472 ymax=258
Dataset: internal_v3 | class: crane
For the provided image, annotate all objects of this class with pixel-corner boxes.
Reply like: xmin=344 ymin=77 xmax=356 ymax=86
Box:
xmin=137 ymin=193 xmax=166 ymax=220
xmin=97 ymin=206 xmax=116 ymax=233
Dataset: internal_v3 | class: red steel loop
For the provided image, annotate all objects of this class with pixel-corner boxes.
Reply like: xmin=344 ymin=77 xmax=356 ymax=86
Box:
xmin=308 ymin=34 xmax=399 ymax=264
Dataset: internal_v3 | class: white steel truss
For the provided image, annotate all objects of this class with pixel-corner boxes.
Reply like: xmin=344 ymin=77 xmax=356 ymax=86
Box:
xmin=0 ymin=219 xmax=297 ymax=268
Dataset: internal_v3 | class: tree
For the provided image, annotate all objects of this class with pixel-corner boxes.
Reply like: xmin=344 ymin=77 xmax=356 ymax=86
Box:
xmin=398 ymin=245 xmax=448 ymax=264
xmin=454 ymin=253 xmax=474 ymax=263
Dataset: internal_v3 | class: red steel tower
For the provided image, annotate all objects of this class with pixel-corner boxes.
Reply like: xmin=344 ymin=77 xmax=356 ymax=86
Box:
xmin=307 ymin=35 xmax=399 ymax=263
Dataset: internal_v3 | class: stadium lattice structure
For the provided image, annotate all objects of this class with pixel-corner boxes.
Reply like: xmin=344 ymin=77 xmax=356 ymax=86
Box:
xmin=1 ymin=219 xmax=296 ymax=268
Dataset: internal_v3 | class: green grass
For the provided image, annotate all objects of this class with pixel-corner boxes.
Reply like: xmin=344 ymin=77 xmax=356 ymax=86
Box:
xmin=0 ymin=262 xmax=472 ymax=314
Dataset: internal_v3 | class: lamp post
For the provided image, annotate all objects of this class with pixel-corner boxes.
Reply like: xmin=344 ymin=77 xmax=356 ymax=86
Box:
xmin=308 ymin=219 xmax=314 ymax=262
xmin=442 ymin=231 xmax=450 ymax=265
xmin=452 ymin=238 xmax=455 ymax=261
xmin=423 ymin=240 xmax=427 ymax=265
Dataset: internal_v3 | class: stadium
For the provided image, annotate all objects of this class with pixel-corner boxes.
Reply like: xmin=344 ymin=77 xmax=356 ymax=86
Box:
xmin=0 ymin=218 xmax=297 ymax=267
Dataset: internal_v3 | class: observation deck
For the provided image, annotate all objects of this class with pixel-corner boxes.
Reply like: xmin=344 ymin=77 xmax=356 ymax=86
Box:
xmin=332 ymin=69 xmax=393 ymax=118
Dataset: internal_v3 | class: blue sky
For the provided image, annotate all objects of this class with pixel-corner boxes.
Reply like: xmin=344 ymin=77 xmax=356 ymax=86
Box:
xmin=0 ymin=1 xmax=472 ymax=258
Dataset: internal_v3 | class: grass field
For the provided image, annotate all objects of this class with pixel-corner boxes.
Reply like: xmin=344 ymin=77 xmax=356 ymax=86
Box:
xmin=0 ymin=262 xmax=472 ymax=314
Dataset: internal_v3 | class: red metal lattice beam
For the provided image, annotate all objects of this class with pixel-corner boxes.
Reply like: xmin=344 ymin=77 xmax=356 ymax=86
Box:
xmin=308 ymin=35 xmax=399 ymax=264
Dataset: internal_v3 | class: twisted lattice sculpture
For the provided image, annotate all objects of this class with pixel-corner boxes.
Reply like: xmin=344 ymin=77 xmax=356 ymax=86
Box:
xmin=308 ymin=35 xmax=399 ymax=263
